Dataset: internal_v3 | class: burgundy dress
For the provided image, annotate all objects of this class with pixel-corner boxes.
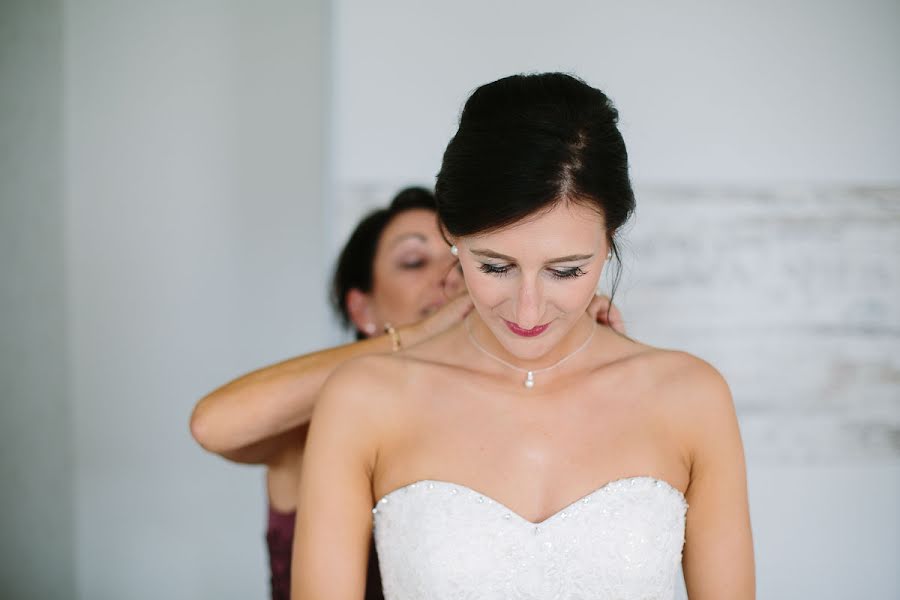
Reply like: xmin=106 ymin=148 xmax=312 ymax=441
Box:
xmin=266 ymin=505 xmax=384 ymax=600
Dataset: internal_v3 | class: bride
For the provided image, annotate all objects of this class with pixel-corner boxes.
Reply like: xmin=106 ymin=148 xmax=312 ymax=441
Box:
xmin=291 ymin=72 xmax=755 ymax=599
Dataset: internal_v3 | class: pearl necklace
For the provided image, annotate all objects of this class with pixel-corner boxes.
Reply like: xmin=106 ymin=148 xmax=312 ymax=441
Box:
xmin=464 ymin=316 xmax=597 ymax=389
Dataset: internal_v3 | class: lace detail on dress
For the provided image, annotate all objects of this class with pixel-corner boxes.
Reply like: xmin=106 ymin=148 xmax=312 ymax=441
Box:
xmin=373 ymin=476 xmax=687 ymax=600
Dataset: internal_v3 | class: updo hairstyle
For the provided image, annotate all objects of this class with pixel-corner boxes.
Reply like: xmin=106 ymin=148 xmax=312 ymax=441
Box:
xmin=435 ymin=72 xmax=635 ymax=304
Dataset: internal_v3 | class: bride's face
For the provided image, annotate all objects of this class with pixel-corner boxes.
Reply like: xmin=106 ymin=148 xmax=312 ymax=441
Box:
xmin=454 ymin=200 xmax=609 ymax=361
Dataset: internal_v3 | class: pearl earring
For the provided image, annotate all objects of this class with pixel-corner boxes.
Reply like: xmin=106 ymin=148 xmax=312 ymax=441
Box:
xmin=450 ymin=245 xmax=459 ymax=257
xmin=363 ymin=323 xmax=377 ymax=335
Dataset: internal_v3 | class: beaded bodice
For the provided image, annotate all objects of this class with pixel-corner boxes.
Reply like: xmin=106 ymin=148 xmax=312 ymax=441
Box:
xmin=372 ymin=476 xmax=687 ymax=600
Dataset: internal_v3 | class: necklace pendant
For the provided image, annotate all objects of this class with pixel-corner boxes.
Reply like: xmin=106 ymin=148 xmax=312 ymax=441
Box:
xmin=524 ymin=371 xmax=535 ymax=389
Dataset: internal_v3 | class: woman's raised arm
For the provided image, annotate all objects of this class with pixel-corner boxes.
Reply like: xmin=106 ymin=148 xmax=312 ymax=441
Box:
xmin=189 ymin=293 xmax=473 ymax=464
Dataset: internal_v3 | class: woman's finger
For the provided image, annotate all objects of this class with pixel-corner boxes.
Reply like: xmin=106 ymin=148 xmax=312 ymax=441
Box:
xmin=587 ymin=294 xmax=626 ymax=335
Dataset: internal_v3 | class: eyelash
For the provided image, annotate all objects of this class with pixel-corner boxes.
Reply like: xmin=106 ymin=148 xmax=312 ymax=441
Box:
xmin=478 ymin=264 xmax=587 ymax=280
xmin=478 ymin=263 xmax=512 ymax=277
xmin=552 ymin=267 xmax=588 ymax=280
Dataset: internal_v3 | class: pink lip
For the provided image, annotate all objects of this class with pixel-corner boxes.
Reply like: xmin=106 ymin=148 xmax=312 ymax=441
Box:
xmin=504 ymin=320 xmax=550 ymax=337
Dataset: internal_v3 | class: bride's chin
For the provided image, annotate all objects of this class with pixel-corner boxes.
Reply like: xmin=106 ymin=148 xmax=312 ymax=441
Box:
xmin=498 ymin=337 xmax=558 ymax=362
xmin=505 ymin=321 xmax=590 ymax=357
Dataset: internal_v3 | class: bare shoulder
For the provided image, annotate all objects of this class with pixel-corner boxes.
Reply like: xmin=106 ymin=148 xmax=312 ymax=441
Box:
xmin=311 ymin=353 xmax=417 ymax=441
xmin=614 ymin=345 xmax=741 ymax=479
xmin=318 ymin=353 xmax=410 ymax=411
xmin=322 ymin=353 xmax=405 ymax=392
xmin=651 ymin=349 xmax=730 ymax=401
xmin=637 ymin=347 xmax=742 ymax=464
xmin=615 ymin=342 xmax=735 ymax=425
xmin=617 ymin=337 xmax=728 ymax=394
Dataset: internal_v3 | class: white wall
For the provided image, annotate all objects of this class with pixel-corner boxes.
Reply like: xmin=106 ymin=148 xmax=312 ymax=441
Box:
xmin=331 ymin=2 xmax=900 ymax=599
xmin=4 ymin=1 xmax=897 ymax=597
xmin=63 ymin=1 xmax=329 ymax=598
xmin=0 ymin=1 xmax=74 ymax=596
xmin=332 ymin=0 xmax=900 ymax=188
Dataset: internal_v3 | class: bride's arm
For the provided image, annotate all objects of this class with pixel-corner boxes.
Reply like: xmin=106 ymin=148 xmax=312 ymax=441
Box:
xmin=291 ymin=357 xmax=389 ymax=600
xmin=680 ymin=360 xmax=756 ymax=599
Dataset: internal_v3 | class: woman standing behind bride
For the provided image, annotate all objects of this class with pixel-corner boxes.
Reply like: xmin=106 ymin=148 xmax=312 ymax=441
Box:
xmin=292 ymin=72 xmax=755 ymax=599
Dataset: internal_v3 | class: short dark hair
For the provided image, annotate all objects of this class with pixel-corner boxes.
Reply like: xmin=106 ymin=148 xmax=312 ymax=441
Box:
xmin=330 ymin=187 xmax=437 ymax=338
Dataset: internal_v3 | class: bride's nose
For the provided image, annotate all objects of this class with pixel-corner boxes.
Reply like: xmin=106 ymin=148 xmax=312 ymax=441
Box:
xmin=513 ymin=276 xmax=544 ymax=328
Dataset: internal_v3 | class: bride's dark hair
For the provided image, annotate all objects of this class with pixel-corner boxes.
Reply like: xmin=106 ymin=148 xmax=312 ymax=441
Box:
xmin=435 ymin=72 xmax=635 ymax=309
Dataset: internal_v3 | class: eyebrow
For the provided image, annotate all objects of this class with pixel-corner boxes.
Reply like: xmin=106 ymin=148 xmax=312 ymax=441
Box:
xmin=470 ymin=249 xmax=594 ymax=263
xmin=389 ymin=233 xmax=428 ymax=249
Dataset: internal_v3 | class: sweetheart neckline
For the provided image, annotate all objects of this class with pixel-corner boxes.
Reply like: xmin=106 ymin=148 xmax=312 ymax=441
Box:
xmin=374 ymin=476 xmax=687 ymax=527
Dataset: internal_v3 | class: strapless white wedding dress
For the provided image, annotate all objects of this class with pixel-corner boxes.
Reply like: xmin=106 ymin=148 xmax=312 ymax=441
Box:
xmin=372 ymin=476 xmax=687 ymax=600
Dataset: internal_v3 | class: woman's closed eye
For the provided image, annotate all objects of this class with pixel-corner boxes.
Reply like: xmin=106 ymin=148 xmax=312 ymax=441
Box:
xmin=398 ymin=258 xmax=427 ymax=270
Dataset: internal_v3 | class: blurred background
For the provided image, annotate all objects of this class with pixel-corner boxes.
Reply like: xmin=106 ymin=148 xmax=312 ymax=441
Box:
xmin=2 ymin=1 xmax=898 ymax=598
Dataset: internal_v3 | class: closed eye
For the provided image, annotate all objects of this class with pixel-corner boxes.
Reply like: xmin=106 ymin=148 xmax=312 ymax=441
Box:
xmin=549 ymin=267 xmax=587 ymax=280
xmin=399 ymin=259 xmax=427 ymax=270
xmin=479 ymin=263 xmax=513 ymax=277
xmin=479 ymin=263 xmax=588 ymax=281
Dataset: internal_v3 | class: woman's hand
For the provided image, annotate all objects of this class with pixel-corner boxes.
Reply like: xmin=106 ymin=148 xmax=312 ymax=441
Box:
xmin=587 ymin=294 xmax=626 ymax=335
xmin=400 ymin=292 xmax=474 ymax=347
